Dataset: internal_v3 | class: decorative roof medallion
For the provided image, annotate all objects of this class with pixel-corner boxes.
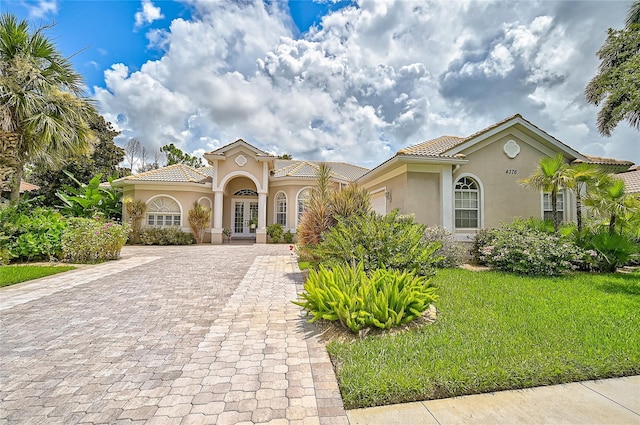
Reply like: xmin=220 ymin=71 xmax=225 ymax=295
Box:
xmin=235 ymin=154 xmax=247 ymax=167
xmin=503 ymin=140 xmax=520 ymax=159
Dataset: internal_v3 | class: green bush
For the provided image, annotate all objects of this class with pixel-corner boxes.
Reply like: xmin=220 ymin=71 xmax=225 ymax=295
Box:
xmin=422 ymin=226 xmax=465 ymax=268
xmin=138 ymin=227 xmax=195 ymax=245
xmin=283 ymin=230 xmax=294 ymax=244
xmin=310 ymin=210 xmax=441 ymax=276
xmin=294 ymin=262 xmax=438 ymax=333
xmin=473 ymin=221 xmax=582 ymax=276
xmin=266 ymin=223 xmax=284 ymax=243
xmin=0 ymin=203 xmax=67 ymax=262
xmin=578 ymin=230 xmax=638 ymax=272
xmin=62 ymin=218 xmax=128 ymax=263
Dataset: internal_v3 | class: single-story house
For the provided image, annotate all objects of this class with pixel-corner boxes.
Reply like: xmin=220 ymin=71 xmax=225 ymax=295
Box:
xmin=112 ymin=114 xmax=634 ymax=244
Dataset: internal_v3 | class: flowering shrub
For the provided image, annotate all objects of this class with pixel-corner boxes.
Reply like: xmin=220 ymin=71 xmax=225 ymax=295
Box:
xmin=62 ymin=218 xmax=128 ymax=263
xmin=473 ymin=223 xmax=582 ymax=276
xmin=422 ymin=226 xmax=465 ymax=268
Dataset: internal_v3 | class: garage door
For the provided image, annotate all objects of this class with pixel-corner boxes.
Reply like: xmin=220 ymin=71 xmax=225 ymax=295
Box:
xmin=371 ymin=191 xmax=386 ymax=215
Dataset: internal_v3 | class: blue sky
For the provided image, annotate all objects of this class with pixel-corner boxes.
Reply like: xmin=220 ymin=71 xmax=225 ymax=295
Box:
xmin=2 ymin=0 xmax=638 ymax=169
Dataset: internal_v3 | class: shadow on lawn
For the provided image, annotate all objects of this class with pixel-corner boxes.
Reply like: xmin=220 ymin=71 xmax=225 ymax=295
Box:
xmin=597 ymin=273 xmax=640 ymax=296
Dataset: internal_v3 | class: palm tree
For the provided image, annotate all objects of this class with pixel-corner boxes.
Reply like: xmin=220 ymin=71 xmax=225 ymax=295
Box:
xmin=566 ymin=162 xmax=606 ymax=234
xmin=297 ymin=163 xmax=333 ymax=247
xmin=585 ymin=176 xmax=639 ymax=235
xmin=626 ymin=0 xmax=640 ymax=27
xmin=0 ymin=13 xmax=98 ymax=201
xmin=520 ymin=154 xmax=571 ymax=234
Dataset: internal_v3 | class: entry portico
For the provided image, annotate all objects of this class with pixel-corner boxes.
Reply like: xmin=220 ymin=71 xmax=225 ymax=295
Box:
xmin=205 ymin=139 xmax=273 ymax=244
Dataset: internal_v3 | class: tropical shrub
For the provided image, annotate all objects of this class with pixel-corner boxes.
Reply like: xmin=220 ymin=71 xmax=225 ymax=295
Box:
xmin=266 ymin=223 xmax=284 ymax=243
xmin=0 ymin=203 xmax=67 ymax=262
xmin=61 ymin=218 xmax=128 ymax=263
xmin=473 ymin=222 xmax=582 ymax=276
xmin=188 ymin=201 xmax=211 ymax=244
xmin=310 ymin=210 xmax=441 ymax=277
xmin=283 ymin=230 xmax=294 ymax=244
xmin=578 ymin=230 xmax=638 ymax=272
xmin=422 ymin=226 xmax=465 ymax=268
xmin=56 ymin=172 xmax=122 ymax=220
xmin=293 ymin=262 xmax=438 ymax=333
xmin=138 ymin=227 xmax=195 ymax=245
xmin=124 ymin=197 xmax=146 ymax=244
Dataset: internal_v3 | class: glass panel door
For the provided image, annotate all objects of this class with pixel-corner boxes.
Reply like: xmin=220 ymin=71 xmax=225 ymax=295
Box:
xmin=234 ymin=202 xmax=244 ymax=234
xmin=232 ymin=199 xmax=258 ymax=237
xmin=249 ymin=202 xmax=258 ymax=234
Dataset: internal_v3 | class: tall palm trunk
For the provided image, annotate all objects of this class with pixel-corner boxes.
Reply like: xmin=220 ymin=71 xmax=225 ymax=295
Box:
xmin=576 ymin=184 xmax=584 ymax=234
xmin=551 ymin=188 xmax=559 ymax=234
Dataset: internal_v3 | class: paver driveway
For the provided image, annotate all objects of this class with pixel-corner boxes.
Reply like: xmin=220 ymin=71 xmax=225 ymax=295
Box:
xmin=0 ymin=245 xmax=347 ymax=424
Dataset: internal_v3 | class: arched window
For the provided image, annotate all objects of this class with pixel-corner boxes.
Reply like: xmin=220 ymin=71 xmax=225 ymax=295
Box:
xmin=297 ymin=188 xmax=312 ymax=226
xmin=233 ymin=189 xmax=258 ymax=196
xmin=454 ymin=177 xmax=479 ymax=228
xmin=275 ymin=192 xmax=287 ymax=227
xmin=147 ymin=196 xmax=181 ymax=228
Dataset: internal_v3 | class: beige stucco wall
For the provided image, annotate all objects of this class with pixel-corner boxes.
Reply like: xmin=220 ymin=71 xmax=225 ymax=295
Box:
xmin=406 ymin=172 xmax=440 ymax=226
xmin=123 ymin=185 xmax=214 ymax=242
xmin=267 ymin=182 xmax=314 ymax=232
xmin=215 ymin=148 xmax=266 ymax=191
xmin=453 ymin=130 xmax=572 ymax=229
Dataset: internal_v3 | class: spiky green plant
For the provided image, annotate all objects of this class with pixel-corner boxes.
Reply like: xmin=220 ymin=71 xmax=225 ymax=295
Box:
xmin=188 ymin=201 xmax=211 ymax=244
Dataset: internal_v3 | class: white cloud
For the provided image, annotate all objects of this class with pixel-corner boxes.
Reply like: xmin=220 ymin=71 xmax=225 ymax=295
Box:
xmin=134 ymin=0 xmax=164 ymax=28
xmin=96 ymin=0 xmax=639 ymax=168
xmin=24 ymin=0 xmax=57 ymax=18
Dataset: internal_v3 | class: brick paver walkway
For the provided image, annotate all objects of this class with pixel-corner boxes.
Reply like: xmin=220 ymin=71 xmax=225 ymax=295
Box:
xmin=0 ymin=245 xmax=347 ymax=424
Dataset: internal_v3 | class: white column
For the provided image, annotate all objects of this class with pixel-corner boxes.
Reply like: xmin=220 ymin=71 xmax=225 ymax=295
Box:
xmin=441 ymin=165 xmax=453 ymax=231
xmin=212 ymin=190 xmax=224 ymax=244
xmin=256 ymin=192 xmax=267 ymax=244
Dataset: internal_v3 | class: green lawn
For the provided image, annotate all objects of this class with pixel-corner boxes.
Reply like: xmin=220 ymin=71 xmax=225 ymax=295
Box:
xmin=327 ymin=268 xmax=640 ymax=409
xmin=0 ymin=265 xmax=76 ymax=287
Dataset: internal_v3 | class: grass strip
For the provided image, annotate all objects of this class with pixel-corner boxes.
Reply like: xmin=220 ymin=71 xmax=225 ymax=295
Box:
xmin=0 ymin=265 xmax=76 ymax=287
xmin=327 ymin=269 xmax=640 ymax=409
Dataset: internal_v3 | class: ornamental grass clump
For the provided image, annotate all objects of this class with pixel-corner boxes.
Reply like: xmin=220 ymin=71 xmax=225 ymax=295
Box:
xmin=294 ymin=262 xmax=438 ymax=333
xmin=61 ymin=218 xmax=128 ymax=263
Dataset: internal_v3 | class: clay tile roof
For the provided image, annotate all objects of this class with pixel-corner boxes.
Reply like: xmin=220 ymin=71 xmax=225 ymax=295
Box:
xmin=273 ymin=160 xmax=369 ymax=181
xmin=398 ymin=135 xmax=465 ymax=157
xmin=120 ymin=164 xmax=211 ymax=183
xmin=580 ymin=155 xmax=635 ymax=166
xmin=617 ymin=166 xmax=640 ymax=194
xmin=19 ymin=181 xmax=40 ymax=193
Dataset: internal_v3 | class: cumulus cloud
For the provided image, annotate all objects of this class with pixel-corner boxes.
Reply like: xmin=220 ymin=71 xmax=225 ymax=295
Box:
xmin=96 ymin=0 xmax=639 ymax=167
xmin=23 ymin=0 xmax=57 ymax=18
xmin=134 ymin=0 xmax=164 ymax=28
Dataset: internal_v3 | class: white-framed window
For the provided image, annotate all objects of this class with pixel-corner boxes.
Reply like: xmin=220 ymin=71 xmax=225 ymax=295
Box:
xmin=454 ymin=177 xmax=479 ymax=229
xmin=296 ymin=188 xmax=312 ymax=226
xmin=147 ymin=196 xmax=181 ymax=228
xmin=275 ymin=192 xmax=287 ymax=227
xmin=543 ymin=192 xmax=564 ymax=222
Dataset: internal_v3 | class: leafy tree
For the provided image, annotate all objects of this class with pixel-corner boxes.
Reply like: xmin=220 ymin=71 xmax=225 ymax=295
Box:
xmin=585 ymin=15 xmax=640 ymax=137
xmin=0 ymin=13 xmax=98 ymax=201
xmin=160 ymin=143 xmax=204 ymax=168
xmin=277 ymin=153 xmax=293 ymax=159
xmin=520 ymin=154 xmax=571 ymax=234
xmin=29 ymin=115 xmax=126 ymax=206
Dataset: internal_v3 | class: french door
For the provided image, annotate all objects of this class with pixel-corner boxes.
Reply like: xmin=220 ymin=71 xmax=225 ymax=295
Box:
xmin=232 ymin=199 xmax=258 ymax=237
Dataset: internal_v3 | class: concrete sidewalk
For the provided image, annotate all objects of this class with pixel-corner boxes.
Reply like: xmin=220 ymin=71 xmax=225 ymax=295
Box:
xmin=347 ymin=375 xmax=640 ymax=425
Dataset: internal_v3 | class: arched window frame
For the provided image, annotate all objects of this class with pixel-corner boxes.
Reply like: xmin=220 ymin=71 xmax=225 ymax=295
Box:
xmin=453 ymin=175 xmax=483 ymax=229
xmin=146 ymin=195 xmax=182 ymax=228
xmin=296 ymin=187 xmax=313 ymax=228
xmin=274 ymin=191 xmax=287 ymax=227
